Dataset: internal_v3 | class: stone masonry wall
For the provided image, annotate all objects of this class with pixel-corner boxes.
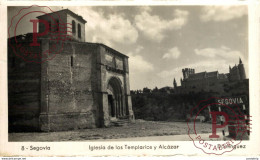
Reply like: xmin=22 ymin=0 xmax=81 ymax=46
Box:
xmin=8 ymin=41 xmax=41 ymax=132
xmin=39 ymin=41 xmax=100 ymax=131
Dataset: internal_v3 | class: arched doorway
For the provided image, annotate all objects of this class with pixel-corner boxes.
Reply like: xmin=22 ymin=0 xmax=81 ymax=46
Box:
xmin=107 ymin=77 xmax=125 ymax=118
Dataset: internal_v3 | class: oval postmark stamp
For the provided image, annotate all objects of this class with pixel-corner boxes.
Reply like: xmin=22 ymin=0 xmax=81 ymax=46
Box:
xmin=8 ymin=5 xmax=72 ymax=63
xmin=187 ymin=97 xmax=251 ymax=155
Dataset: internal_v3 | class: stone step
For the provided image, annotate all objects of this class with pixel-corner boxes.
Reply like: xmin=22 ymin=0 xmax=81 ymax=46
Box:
xmin=110 ymin=119 xmax=130 ymax=127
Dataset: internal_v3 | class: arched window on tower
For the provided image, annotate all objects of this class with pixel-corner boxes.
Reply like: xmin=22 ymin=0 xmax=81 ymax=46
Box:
xmin=55 ymin=19 xmax=59 ymax=32
xmin=72 ymin=20 xmax=76 ymax=34
xmin=78 ymin=23 xmax=81 ymax=38
xmin=48 ymin=21 xmax=51 ymax=32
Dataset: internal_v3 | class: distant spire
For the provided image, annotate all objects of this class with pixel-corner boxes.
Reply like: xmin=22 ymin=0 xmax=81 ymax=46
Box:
xmin=239 ymin=57 xmax=242 ymax=64
xmin=229 ymin=65 xmax=231 ymax=71
xmin=173 ymin=78 xmax=177 ymax=88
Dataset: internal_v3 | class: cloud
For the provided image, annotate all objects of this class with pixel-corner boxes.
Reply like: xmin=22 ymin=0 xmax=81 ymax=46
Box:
xmin=128 ymin=52 xmax=154 ymax=73
xmin=135 ymin=45 xmax=144 ymax=53
xmin=135 ymin=7 xmax=189 ymax=42
xmin=75 ymin=7 xmax=138 ymax=46
xmin=158 ymin=46 xmax=248 ymax=86
xmin=162 ymin=47 xmax=181 ymax=59
xmin=200 ymin=6 xmax=247 ymax=22
xmin=126 ymin=45 xmax=153 ymax=73
xmin=158 ymin=59 xmax=227 ymax=78
xmin=194 ymin=46 xmax=244 ymax=60
xmin=157 ymin=59 xmax=228 ymax=86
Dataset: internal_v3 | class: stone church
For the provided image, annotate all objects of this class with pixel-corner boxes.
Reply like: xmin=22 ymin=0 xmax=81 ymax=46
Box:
xmin=8 ymin=9 xmax=134 ymax=132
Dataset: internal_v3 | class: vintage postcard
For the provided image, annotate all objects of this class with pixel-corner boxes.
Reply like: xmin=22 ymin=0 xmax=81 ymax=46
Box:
xmin=0 ymin=1 xmax=260 ymax=157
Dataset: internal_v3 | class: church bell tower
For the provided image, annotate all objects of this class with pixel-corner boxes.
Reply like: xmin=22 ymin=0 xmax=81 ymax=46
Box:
xmin=37 ymin=9 xmax=87 ymax=42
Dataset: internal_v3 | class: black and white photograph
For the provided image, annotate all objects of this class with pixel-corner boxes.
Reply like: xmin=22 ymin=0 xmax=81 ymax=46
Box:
xmin=7 ymin=5 xmax=250 ymax=144
xmin=2 ymin=2 xmax=260 ymax=157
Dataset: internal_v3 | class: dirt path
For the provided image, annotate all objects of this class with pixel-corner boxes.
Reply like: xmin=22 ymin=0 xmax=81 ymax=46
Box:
xmin=97 ymin=132 xmax=224 ymax=141
xmin=9 ymin=120 xmax=213 ymax=142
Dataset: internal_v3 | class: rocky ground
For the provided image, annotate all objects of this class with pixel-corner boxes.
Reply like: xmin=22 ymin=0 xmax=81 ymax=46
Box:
xmin=9 ymin=120 xmax=213 ymax=141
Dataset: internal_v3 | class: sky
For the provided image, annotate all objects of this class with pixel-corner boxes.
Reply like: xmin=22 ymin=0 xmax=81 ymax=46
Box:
xmin=8 ymin=6 xmax=248 ymax=90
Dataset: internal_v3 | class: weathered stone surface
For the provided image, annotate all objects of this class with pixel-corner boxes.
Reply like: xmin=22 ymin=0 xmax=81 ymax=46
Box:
xmin=39 ymin=112 xmax=96 ymax=131
xmin=8 ymin=9 xmax=134 ymax=132
xmin=8 ymin=41 xmax=41 ymax=132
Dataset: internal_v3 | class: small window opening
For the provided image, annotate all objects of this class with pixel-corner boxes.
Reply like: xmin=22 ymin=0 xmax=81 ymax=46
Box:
xmin=48 ymin=21 xmax=51 ymax=32
xmin=72 ymin=20 xmax=76 ymax=34
xmin=78 ymin=24 xmax=81 ymax=38
xmin=56 ymin=19 xmax=59 ymax=32
xmin=71 ymin=56 xmax=73 ymax=67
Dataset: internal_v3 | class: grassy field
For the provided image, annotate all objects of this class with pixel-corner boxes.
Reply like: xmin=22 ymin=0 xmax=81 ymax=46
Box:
xmin=9 ymin=120 xmax=213 ymax=141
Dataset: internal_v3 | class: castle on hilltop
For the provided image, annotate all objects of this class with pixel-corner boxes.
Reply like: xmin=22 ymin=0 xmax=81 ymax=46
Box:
xmin=173 ymin=58 xmax=247 ymax=94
